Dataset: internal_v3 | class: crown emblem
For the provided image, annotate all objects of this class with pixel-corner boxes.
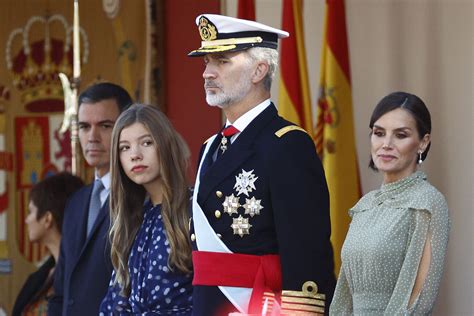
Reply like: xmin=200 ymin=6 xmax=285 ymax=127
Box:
xmin=198 ymin=17 xmax=217 ymax=41
xmin=5 ymin=14 xmax=89 ymax=112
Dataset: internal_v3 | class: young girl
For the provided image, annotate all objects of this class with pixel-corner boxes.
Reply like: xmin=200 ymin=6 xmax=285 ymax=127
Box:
xmin=100 ymin=104 xmax=193 ymax=315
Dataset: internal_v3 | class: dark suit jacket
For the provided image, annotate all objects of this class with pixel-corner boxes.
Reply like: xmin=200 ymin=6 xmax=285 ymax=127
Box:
xmin=48 ymin=183 xmax=113 ymax=316
xmin=13 ymin=256 xmax=55 ymax=316
xmin=191 ymin=105 xmax=336 ymax=315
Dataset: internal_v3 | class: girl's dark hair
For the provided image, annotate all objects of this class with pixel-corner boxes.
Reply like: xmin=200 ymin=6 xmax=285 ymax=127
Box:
xmin=369 ymin=91 xmax=432 ymax=170
xmin=29 ymin=172 xmax=84 ymax=232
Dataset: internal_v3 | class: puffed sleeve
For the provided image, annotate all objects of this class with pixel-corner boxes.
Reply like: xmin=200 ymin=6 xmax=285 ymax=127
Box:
xmin=329 ymin=267 xmax=353 ymax=315
xmin=385 ymin=195 xmax=450 ymax=315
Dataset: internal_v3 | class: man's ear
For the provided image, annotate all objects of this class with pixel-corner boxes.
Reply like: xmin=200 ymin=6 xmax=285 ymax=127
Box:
xmin=252 ymin=62 xmax=269 ymax=84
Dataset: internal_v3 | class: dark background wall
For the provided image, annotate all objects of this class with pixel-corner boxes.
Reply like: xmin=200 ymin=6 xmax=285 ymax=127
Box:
xmin=164 ymin=0 xmax=222 ymax=179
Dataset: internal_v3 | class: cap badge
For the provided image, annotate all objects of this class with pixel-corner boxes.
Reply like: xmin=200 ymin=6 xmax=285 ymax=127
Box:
xmin=198 ymin=16 xmax=217 ymax=41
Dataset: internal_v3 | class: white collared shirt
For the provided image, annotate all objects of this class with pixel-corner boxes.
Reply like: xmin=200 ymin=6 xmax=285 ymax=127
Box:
xmin=225 ymin=99 xmax=272 ymax=143
xmin=95 ymin=172 xmax=111 ymax=207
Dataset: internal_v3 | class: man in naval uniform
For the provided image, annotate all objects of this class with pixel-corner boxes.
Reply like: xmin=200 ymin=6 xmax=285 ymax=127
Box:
xmin=188 ymin=14 xmax=335 ymax=315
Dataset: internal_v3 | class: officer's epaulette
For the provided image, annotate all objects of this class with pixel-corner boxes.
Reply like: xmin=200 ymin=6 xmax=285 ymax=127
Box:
xmin=275 ymin=125 xmax=308 ymax=138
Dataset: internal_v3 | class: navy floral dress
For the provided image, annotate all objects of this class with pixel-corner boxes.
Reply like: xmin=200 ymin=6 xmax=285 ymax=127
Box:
xmin=100 ymin=201 xmax=193 ymax=315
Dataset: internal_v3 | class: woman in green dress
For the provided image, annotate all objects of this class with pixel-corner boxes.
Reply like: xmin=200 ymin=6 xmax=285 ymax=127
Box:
xmin=330 ymin=92 xmax=450 ymax=315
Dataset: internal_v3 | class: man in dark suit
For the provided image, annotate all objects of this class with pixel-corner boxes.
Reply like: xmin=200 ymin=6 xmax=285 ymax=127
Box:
xmin=188 ymin=14 xmax=336 ymax=315
xmin=48 ymin=82 xmax=132 ymax=316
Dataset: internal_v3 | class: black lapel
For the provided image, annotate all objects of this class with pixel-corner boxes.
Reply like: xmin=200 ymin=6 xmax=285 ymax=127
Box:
xmin=69 ymin=185 xmax=92 ymax=270
xmin=198 ymin=104 xmax=278 ymax=203
xmin=78 ymin=187 xmax=92 ymax=248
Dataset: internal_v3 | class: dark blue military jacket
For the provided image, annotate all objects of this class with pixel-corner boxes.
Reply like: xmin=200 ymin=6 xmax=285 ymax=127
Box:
xmin=191 ymin=104 xmax=335 ymax=315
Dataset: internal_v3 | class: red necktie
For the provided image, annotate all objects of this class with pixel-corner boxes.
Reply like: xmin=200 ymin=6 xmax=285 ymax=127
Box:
xmin=222 ymin=125 xmax=240 ymax=137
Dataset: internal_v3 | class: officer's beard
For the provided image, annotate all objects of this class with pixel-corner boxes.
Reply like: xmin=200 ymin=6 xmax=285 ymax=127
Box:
xmin=205 ymin=71 xmax=253 ymax=109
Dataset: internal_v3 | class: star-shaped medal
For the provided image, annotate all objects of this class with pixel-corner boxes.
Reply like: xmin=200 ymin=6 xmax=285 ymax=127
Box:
xmin=222 ymin=193 xmax=240 ymax=216
xmin=234 ymin=169 xmax=258 ymax=196
xmin=243 ymin=196 xmax=263 ymax=217
xmin=231 ymin=215 xmax=252 ymax=237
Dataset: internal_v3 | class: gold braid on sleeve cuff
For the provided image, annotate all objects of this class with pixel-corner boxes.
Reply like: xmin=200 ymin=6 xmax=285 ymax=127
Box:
xmin=280 ymin=281 xmax=325 ymax=315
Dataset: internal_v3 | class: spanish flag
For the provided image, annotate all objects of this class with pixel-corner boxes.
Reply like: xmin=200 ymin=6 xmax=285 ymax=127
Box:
xmin=315 ymin=0 xmax=360 ymax=274
xmin=237 ymin=0 xmax=256 ymax=20
xmin=278 ymin=0 xmax=313 ymax=134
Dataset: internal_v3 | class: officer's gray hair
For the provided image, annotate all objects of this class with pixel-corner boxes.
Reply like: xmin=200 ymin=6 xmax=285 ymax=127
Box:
xmin=246 ymin=47 xmax=278 ymax=91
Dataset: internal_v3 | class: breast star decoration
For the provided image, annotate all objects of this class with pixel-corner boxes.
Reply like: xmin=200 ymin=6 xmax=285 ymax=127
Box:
xmin=231 ymin=215 xmax=252 ymax=237
xmin=234 ymin=169 xmax=258 ymax=196
xmin=222 ymin=193 xmax=240 ymax=216
xmin=219 ymin=169 xmax=264 ymax=237
xmin=243 ymin=196 xmax=263 ymax=217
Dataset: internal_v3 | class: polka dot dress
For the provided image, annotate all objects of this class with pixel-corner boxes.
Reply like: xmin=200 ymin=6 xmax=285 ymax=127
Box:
xmin=329 ymin=171 xmax=450 ymax=315
xmin=100 ymin=201 xmax=193 ymax=315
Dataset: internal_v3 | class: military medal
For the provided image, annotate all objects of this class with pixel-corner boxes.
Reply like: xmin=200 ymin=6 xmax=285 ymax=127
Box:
xmin=216 ymin=169 xmax=263 ymax=237
xmin=222 ymin=193 xmax=240 ymax=216
xmin=220 ymin=136 xmax=228 ymax=153
xmin=243 ymin=196 xmax=263 ymax=217
xmin=219 ymin=125 xmax=240 ymax=154
xmin=231 ymin=215 xmax=252 ymax=237
xmin=234 ymin=169 xmax=258 ymax=196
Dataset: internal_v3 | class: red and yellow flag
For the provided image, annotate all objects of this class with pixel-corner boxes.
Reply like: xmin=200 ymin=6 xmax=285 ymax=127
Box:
xmin=279 ymin=0 xmax=313 ymax=134
xmin=237 ymin=0 xmax=256 ymax=20
xmin=315 ymin=0 xmax=360 ymax=274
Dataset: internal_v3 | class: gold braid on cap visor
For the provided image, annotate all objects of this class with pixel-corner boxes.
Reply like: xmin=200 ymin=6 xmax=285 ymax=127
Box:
xmin=200 ymin=36 xmax=263 ymax=47
xmin=190 ymin=45 xmax=237 ymax=54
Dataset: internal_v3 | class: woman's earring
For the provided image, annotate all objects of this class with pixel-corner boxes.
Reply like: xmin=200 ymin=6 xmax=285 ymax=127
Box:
xmin=418 ymin=151 xmax=423 ymax=164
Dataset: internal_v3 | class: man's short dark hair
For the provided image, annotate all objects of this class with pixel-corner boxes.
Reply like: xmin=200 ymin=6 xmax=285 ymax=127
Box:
xmin=78 ymin=82 xmax=132 ymax=113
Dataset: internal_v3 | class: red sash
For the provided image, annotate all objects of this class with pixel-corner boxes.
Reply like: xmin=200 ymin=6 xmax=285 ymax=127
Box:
xmin=193 ymin=250 xmax=282 ymax=313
